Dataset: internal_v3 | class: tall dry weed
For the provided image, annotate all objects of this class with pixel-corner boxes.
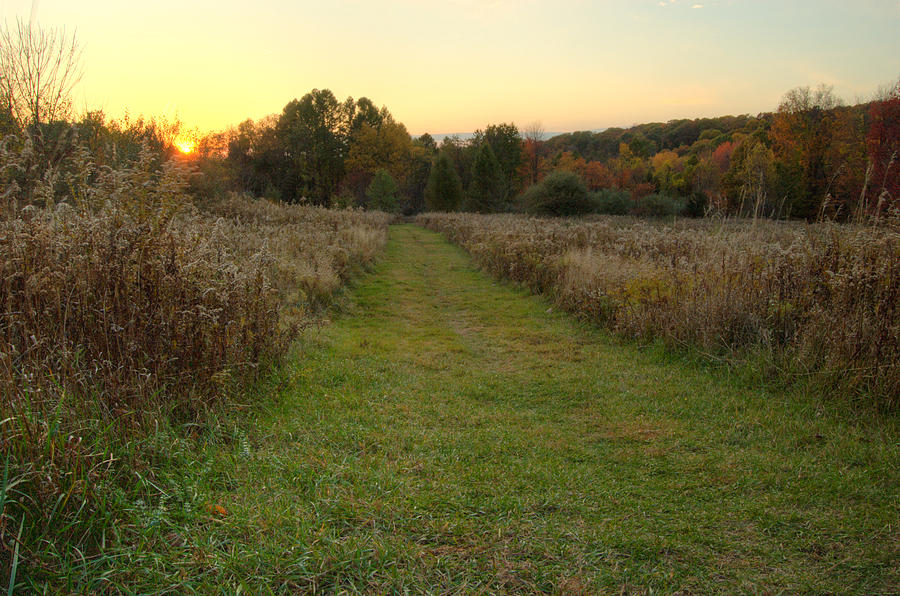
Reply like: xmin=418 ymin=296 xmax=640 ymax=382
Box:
xmin=0 ymin=131 xmax=390 ymax=574
xmin=418 ymin=213 xmax=900 ymax=409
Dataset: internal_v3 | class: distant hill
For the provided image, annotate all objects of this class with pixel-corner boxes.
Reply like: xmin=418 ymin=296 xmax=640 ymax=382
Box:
xmin=425 ymin=130 xmax=603 ymax=143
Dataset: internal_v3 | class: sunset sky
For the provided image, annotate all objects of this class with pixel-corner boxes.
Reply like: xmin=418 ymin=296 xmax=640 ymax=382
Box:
xmin=1 ymin=0 xmax=898 ymax=136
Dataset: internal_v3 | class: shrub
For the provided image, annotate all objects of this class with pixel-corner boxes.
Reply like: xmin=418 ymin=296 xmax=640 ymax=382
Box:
xmin=593 ymin=188 xmax=631 ymax=215
xmin=521 ymin=170 xmax=593 ymax=216
xmin=684 ymin=191 xmax=709 ymax=218
xmin=631 ymin=193 xmax=686 ymax=217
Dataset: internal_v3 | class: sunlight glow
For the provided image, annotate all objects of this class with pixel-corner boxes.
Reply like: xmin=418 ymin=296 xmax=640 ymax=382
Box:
xmin=174 ymin=138 xmax=195 ymax=155
xmin=3 ymin=0 xmax=898 ymax=135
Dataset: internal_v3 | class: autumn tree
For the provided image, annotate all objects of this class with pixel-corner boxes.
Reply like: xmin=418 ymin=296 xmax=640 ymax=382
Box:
xmin=771 ymin=84 xmax=842 ymax=219
xmin=346 ymin=105 xmax=412 ymax=183
xmin=521 ymin=121 xmax=547 ymax=187
xmin=0 ymin=20 xmax=83 ymax=201
xmin=865 ymin=80 xmax=900 ymax=214
xmin=742 ymin=141 xmax=779 ymax=219
xmin=425 ymin=151 xmax=463 ymax=211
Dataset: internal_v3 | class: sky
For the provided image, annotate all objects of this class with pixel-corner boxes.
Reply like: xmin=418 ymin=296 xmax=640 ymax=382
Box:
xmin=1 ymin=0 xmax=898 ymax=136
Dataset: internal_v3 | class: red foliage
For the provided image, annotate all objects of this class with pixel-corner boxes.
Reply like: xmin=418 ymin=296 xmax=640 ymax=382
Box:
xmin=712 ymin=141 xmax=736 ymax=172
xmin=520 ymin=138 xmax=548 ymax=187
xmin=580 ymin=161 xmax=614 ymax=190
xmin=867 ymin=82 xmax=900 ymax=212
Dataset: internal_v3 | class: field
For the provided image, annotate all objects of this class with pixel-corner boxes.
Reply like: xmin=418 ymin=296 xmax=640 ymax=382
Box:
xmin=3 ymin=219 xmax=898 ymax=592
xmin=418 ymin=212 xmax=900 ymax=410
xmin=1 ymin=133 xmax=897 ymax=595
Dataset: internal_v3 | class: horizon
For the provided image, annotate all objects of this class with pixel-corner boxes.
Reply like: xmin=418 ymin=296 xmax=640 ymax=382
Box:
xmin=1 ymin=0 xmax=898 ymax=137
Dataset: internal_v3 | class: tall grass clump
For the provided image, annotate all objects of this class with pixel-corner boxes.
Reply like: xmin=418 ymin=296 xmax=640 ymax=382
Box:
xmin=417 ymin=212 xmax=900 ymax=410
xmin=0 ymin=131 xmax=390 ymax=584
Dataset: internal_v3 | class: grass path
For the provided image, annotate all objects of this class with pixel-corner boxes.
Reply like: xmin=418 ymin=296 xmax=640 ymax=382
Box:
xmin=124 ymin=224 xmax=896 ymax=593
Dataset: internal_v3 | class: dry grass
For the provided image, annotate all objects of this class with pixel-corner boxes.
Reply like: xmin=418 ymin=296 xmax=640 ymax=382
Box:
xmin=417 ymin=212 xmax=900 ymax=409
xmin=0 ymin=136 xmax=390 ymax=577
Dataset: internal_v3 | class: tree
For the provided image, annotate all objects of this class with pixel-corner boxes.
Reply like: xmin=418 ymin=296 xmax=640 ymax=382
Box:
xmin=742 ymin=141 xmax=778 ymax=219
xmin=771 ymin=84 xmax=842 ymax=219
xmin=865 ymin=80 xmax=900 ymax=215
xmin=466 ymin=142 xmax=504 ymax=213
xmin=403 ymin=135 xmax=438 ymax=214
xmin=276 ymin=89 xmax=354 ymax=204
xmin=0 ymin=19 xmax=82 ymax=129
xmin=521 ymin=121 xmax=547 ymax=186
xmin=474 ymin=122 xmax=523 ymax=203
xmin=425 ymin=151 xmax=463 ymax=211
xmin=438 ymin=135 xmax=475 ymax=190
xmin=346 ymin=108 xmax=412 ymax=182
xmin=366 ymin=169 xmax=400 ymax=212
xmin=351 ymin=96 xmax=383 ymax=131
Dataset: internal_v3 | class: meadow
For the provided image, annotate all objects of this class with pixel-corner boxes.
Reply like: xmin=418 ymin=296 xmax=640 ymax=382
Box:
xmin=417 ymin=212 xmax=900 ymax=410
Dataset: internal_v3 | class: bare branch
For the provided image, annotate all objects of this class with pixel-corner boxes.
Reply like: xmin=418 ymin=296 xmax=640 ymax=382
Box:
xmin=0 ymin=18 xmax=83 ymax=128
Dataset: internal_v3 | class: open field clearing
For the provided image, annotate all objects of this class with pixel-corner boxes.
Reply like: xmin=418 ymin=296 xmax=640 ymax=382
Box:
xmin=12 ymin=225 xmax=896 ymax=592
xmin=418 ymin=213 xmax=900 ymax=411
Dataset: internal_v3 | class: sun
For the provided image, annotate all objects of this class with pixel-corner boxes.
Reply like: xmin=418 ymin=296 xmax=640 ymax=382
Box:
xmin=174 ymin=137 xmax=196 ymax=155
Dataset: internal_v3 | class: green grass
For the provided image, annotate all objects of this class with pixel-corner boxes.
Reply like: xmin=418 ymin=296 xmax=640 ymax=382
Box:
xmin=22 ymin=224 xmax=899 ymax=593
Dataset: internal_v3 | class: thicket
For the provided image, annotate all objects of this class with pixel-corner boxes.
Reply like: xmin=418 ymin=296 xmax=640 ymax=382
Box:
xmin=418 ymin=212 xmax=900 ymax=411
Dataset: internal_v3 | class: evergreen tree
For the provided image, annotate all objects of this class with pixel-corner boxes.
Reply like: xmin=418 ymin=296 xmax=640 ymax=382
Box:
xmin=466 ymin=142 xmax=504 ymax=213
xmin=425 ymin=152 xmax=463 ymax=211
xmin=366 ymin=169 xmax=400 ymax=212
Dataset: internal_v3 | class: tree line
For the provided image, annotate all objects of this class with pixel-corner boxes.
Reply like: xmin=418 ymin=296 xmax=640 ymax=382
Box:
xmin=197 ymin=83 xmax=897 ymax=220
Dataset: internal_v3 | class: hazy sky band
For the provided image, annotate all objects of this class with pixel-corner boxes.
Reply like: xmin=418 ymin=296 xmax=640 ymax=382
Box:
xmin=2 ymin=0 xmax=898 ymax=135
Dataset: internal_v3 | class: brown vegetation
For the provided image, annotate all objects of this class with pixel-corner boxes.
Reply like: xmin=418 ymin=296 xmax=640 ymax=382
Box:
xmin=0 ymin=139 xmax=390 ymax=569
xmin=417 ymin=212 xmax=900 ymax=409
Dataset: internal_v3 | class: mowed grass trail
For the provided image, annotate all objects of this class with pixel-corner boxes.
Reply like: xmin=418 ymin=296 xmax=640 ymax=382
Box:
xmin=110 ymin=224 xmax=897 ymax=593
